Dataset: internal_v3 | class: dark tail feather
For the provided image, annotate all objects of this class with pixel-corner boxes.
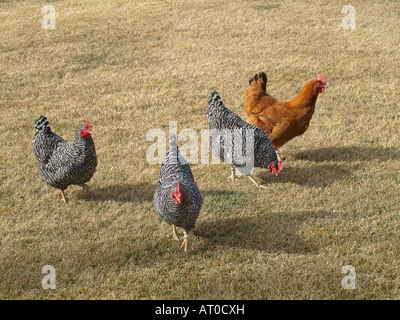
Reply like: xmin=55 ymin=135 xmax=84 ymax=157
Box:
xmin=35 ymin=115 xmax=50 ymax=133
xmin=208 ymin=90 xmax=225 ymax=109
xmin=249 ymin=72 xmax=267 ymax=91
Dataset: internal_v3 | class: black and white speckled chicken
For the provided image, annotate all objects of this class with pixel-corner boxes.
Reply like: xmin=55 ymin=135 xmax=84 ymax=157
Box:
xmin=33 ymin=116 xmax=98 ymax=203
xmin=206 ymin=90 xmax=283 ymax=189
xmin=153 ymin=135 xmax=203 ymax=251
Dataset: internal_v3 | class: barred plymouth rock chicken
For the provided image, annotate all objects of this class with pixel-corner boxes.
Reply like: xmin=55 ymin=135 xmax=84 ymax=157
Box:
xmin=33 ymin=116 xmax=97 ymax=203
xmin=153 ymin=135 xmax=203 ymax=251
xmin=206 ymin=90 xmax=283 ymax=189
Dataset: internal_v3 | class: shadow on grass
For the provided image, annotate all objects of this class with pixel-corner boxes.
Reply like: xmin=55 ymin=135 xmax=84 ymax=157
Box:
xmin=256 ymin=163 xmax=352 ymax=187
xmin=89 ymin=183 xmax=157 ymax=203
xmin=201 ymin=189 xmax=249 ymax=197
xmin=0 ymin=235 xmax=166 ymax=293
xmin=200 ymin=189 xmax=249 ymax=215
xmin=195 ymin=211 xmax=333 ymax=254
xmin=90 ymin=185 xmax=248 ymax=203
xmin=292 ymin=146 xmax=400 ymax=162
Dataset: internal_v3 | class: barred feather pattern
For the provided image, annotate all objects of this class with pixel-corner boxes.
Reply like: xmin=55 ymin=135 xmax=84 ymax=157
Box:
xmin=206 ymin=90 xmax=279 ymax=169
xmin=33 ymin=116 xmax=98 ymax=190
xmin=153 ymin=135 xmax=203 ymax=232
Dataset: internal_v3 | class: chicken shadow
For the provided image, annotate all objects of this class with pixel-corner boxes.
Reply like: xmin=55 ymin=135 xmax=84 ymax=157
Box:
xmin=197 ymin=189 xmax=250 ymax=218
xmin=255 ymin=163 xmax=352 ymax=187
xmin=201 ymin=189 xmax=247 ymax=197
xmin=89 ymin=182 xmax=157 ymax=203
xmin=195 ymin=210 xmax=334 ymax=254
xmin=291 ymin=146 xmax=400 ymax=162
xmin=90 ymin=185 xmax=249 ymax=204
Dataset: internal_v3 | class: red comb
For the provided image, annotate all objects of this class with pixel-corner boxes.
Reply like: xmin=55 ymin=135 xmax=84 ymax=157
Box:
xmin=316 ymin=74 xmax=326 ymax=84
xmin=83 ymin=120 xmax=92 ymax=128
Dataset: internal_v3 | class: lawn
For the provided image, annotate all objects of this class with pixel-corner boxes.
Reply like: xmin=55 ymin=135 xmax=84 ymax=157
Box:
xmin=0 ymin=0 xmax=399 ymax=299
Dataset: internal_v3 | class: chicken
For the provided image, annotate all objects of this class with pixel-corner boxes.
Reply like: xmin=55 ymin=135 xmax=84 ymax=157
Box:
xmin=206 ymin=90 xmax=283 ymax=189
xmin=33 ymin=116 xmax=97 ymax=203
xmin=244 ymin=72 xmax=326 ymax=161
xmin=153 ymin=135 xmax=203 ymax=251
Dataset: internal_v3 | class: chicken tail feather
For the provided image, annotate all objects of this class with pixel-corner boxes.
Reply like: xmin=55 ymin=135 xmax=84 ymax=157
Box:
xmin=245 ymin=72 xmax=270 ymax=117
xmin=35 ymin=115 xmax=50 ymax=134
xmin=208 ymin=90 xmax=224 ymax=109
xmin=249 ymin=71 xmax=267 ymax=91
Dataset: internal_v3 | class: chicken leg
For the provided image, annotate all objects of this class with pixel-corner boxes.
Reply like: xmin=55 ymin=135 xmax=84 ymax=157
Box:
xmin=276 ymin=149 xmax=283 ymax=163
xmin=60 ymin=190 xmax=68 ymax=204
xmin=247 ymin=175 xmax=268 ymax=189
xmin=230 ymin=167 xmax=236 ymax=181
xmin=80 ymin=184 xmax=91 ymax=199
xmin=180 ymin=230 xmax=192 ymax=252
xmin=172 ymin=225 xmax=180 ymax=241
xmin=230 ymin=166 xmax=267 ymax=189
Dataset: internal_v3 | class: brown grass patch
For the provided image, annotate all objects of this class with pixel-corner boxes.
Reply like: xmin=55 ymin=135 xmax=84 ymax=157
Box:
xmin=0 ymin=0 xmax=399 ymax=299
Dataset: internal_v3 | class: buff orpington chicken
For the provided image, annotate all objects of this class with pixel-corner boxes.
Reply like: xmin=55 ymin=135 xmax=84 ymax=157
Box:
xmin=245 ymin=72 xmax=326 ymax=161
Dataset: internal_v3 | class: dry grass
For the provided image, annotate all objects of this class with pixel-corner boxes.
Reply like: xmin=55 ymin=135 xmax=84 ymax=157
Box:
xmin=0 ymin=0 xmax=399 ymax=299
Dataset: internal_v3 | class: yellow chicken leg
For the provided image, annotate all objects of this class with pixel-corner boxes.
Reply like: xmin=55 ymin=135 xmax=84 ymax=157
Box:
xmin=247 ymin=175 xmax=268 ymax=189
xmin=60 ymin=190 xmax=68 ymax=204
xmin=172 ymin=225 xmax=180 ymax=241
xmin=180 ymin=230 xmax=192 ymax=252
xmin=276 ymin=149 xmax=283 ymax=163
xmin=230 ymin=167 xmax=236 ymax=182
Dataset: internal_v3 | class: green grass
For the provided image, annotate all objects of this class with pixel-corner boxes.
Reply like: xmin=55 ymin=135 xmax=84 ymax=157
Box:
xmin=0 ymin=0 xmax=399 ymax=299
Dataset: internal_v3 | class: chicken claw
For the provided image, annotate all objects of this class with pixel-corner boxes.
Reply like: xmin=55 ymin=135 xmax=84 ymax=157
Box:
xmin=247 ymin=175 xmax=268 ymax=189
xmin=180 ymin=231 xmax=192 ymax=252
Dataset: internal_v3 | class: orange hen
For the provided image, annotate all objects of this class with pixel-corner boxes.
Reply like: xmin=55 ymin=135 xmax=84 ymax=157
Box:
xmin=244 ymin=72 xmax=326 ymax=161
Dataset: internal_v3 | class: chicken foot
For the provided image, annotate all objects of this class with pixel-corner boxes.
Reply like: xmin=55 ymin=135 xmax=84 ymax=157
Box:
xmin=230 ymin=167 xmax=267 ymax=189
xmin=180 ymin=230 xmax=192 ymax=252
xmin=247 ymin=175 xmax=268 ymax=189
